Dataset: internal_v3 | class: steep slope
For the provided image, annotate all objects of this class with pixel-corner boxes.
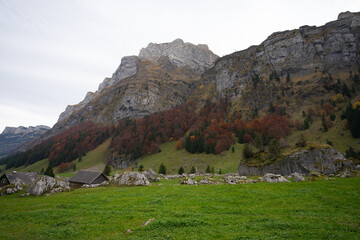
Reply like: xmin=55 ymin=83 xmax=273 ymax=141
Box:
xmin=195 ymin=11 xmax=360 ymax=118
xmin=55 ymin=39 xmax=218 ymax=130
xmin=0 ymin=125 xmax=50 ymax=156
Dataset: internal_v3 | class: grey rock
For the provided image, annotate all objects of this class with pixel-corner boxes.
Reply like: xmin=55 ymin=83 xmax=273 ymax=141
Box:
xmin=57 ymin=91 xmax=96 ymax=123
xmin=112 ymin=172 xmax=150 ymax=186
xmin=179 ymin=178 xmax=197 ymax=185
xmin=202 ymin=11 xmax=360 ymax=97
xmin=142 ymin=218 xmax=155 ymax=226
xmin=289 ymin=172 xmax=305 ymax=182
xmin=239 ymin=148 xmax=353 ymax=176
xmin=261 ymin=173 xmax=290 ymax=183
xmin=142 ymin=169 xmax=158 ymax=182
xmin=27 ymin=176 xmax=56 ymax=196
xmin=139 ymin=38 xmax=218 ymax=73
xmin=199 ymin=177 xmax=213 ymax=185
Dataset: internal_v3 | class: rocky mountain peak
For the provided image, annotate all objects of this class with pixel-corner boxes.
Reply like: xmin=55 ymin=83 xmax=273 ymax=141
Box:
xmin=0 ymin=125 xmax=51 ymax=156
xmin=138 ymin=38 xmax=218 ymax=73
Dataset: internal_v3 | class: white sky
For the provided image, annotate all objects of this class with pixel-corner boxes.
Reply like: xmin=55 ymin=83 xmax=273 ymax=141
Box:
xmin=0 ymin=0 xmax=359 ymax=132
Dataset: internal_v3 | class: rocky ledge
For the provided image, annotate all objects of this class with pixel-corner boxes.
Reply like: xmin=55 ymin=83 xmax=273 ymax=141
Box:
xmin=238 ymin=147 xmax=355 ymax=176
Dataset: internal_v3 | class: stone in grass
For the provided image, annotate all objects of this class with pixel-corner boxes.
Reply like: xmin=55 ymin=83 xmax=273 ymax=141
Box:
xmin=260 ymin=173 xmax=290 ymax=183
xmin=289 ymin=172 xmax=305 ymax=182
xmin=112 ymin=172 xmax=150 ymax=186
xmin=179 ymin=178 xmax=197 ymax=185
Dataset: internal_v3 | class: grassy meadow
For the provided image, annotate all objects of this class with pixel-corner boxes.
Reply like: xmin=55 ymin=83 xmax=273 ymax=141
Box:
xmin=0 ymin=177 xmax=359 ymax=239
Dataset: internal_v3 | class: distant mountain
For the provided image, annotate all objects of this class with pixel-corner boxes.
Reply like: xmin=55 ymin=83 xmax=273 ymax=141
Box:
xmin=0 ymin=125 xmax=50 ymax=156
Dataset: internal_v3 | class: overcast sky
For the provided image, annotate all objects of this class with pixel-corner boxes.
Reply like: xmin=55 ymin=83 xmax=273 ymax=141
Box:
xmin=0 ymin=0 xmax=359 ymax=133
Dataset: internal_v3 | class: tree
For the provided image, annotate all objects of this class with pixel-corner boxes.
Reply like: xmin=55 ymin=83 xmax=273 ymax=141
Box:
xmin=286 ymin=72 xmax=291 ymax=83
xmin=190 ymin=166 xmax=196 ymax=174
xmin=269 ymin=139 xmax=280 ymax=157
xmin=73 ymin=163 xmax=76 ymax=171
xmin=44 ymin=166 xmax=54 ymax=178
xmin=218 ymin=168 xmax=223 ymax=174
xmin=205 ymin=165 xmax=211 ymax=173
xmin=158 ymin=163 xmax=166 ymax=175
xmin=78 ymin=155 xmax=82 ymax=162
xmin=178 ymin=166 xmax=184 ymax=175
xmin=211 ymin=166 xmax=215 ymax=174
xmin=103 ymin=164 xmax=111 ymax=176
xmin=40 ymin=168 xmax=44 ymax=174
xmin=243 ymin=143 xmax=253 ymax=159
xmin=138 ymin=164 xmax=144 ymax=172
xmin=175 ymin=140 xmax=181 ymax=150
xmin=254 ymin=134 xmax=264 ymax=152
xmin=296 ymin=134 xmax=307 ymax=147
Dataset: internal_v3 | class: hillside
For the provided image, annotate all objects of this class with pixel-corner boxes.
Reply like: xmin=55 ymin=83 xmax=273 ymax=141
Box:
xmin=2 ymin=11 xmax=360 ymax=173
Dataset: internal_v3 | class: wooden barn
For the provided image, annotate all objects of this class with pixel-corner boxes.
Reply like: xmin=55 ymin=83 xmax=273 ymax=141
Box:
xmin=69 ymin=170 xmax=109 ymax=188
xmin=0 ymin=171 xmax=39 ymax=187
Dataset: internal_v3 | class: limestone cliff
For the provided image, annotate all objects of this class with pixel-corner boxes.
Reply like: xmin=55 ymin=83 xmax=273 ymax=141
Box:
xmin=198 ymin=11 xmax=360 ymax=107
xmin=55 ymin=39 xmax=218 ymax=128
xmin=238 ymin=148 xmax=356 ymax=176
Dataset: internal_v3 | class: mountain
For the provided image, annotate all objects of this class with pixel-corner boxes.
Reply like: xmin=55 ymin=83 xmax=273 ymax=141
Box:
xmin=3 ymin=11 xmax=360 ymax=172
xmin=0 ymin=125 xmax=50 ymax=156
xmin=196 ymin=11 xmax=360 ymax=117
xmin=55 ymin=39 xmax=218 ymax=129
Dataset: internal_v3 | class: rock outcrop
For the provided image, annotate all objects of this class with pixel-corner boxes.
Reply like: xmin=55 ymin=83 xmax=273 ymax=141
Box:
xmin=27 ymin=176 xmax=70 ymax=196
xmin=111 ymin=172 xmax=150 ymax=186
xmin=139 ymin=38 xmax=218 ymax=73
xmin=239 ymin=148 xmax=355 ymax=176
xmin=258 ymin=173 xmax=290 ymax=183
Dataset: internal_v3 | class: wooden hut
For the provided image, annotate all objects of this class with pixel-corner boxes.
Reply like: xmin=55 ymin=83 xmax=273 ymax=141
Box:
xmin=69 ymin=170 xmax=109 ymax=188
xmin=0 ymin=171 xmax=39 ymax=187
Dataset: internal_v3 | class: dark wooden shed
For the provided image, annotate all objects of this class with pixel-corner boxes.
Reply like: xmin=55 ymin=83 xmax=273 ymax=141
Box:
xmin=0 ymin=171 xmax=39 ymax=187
xmin=69 ymin=170 xmax=109 ymax=188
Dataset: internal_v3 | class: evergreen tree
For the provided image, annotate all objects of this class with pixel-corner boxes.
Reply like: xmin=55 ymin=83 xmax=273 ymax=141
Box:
xmin=218 ymin=168 xmax=223 ymax=174
xmin=44 ymin=166 xmax=54 ymax=178
xmin=296 ymin=134 xmax=307 ymax=147
xmin=232 ymin=146 xmax=235 ymax=153
xmin=73 ymin=163 xmax=76 ymax=171
xmin=138 ymin=164 xmax=144 ymax=172
xmin=78 ymin=155 xmax=82 ymax=162
xmin=205 ymin=165 xmax=211 ymax=173
xmin=178 ymin=166 xmax=184 ymax=175
xmin=322 ymin=116 xmax=328 ymax=132
xmin=190 ymin=166 xmax=196 ymax=174
xmin=286 ymin=72 xmax=291 ymax=83
xmin=158 ymin=163 xmax=166 ymax=175
xmin=254 ymin=134 xmax=264 ymax=151
xmin=103 ymin=164 xmax=111 ymax=176
xmin=243 ymin=143 xmax=253 ymax=159
xmin=269 ymin=139 xmax=280 ymax=157
xmin=211 ymin=166 xmax=215 ymax=174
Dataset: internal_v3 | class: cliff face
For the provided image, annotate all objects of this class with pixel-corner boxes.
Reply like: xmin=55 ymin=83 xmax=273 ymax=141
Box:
xmin=200 ymin=11 xmax=360 ymax=99
xmin=0 ymin=125 xmax=50 ymax=156
xmin=54 ymin=39 xmax=218 ymax=132
xmin=238 ymin=148 xmax=355 ymax=176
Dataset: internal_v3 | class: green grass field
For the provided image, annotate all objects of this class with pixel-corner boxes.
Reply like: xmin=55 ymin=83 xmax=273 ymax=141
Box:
xmin=0 ymin=177 xmax=359 ymax=239
xmin=134 ymin=141 xmax=243 ymax=174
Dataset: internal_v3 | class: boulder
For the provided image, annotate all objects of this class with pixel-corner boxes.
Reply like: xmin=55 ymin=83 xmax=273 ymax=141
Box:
xmin=27 ymin=176 xmax=56 ymax=196
xmin=179 ymin=178 xmax=197 ymax=185
xmin=239 ymin=148 xmax=354 ymax=176
xmin=289 ymin=172 xmax=305 ymax=182
xmin=142 ymin=169 xmax=159 ymax=182
xmin=308 ymin=171 xmax=329 ymax=181
xmin=199 ymin=177 xmax=213 ymax=185
xmin=112 ymin=172 xmax=150 ymax=186
xmin=261 ymin=173 xmax=290 ymax=183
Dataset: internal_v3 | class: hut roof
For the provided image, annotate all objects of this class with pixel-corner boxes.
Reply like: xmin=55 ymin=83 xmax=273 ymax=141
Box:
xmin=3 ymin=172 xmax=39 ymax=184
xmin=69 ymin=170 xmax=108 ymax=184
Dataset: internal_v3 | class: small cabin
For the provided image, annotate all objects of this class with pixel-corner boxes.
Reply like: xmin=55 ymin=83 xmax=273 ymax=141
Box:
xmin=0 ymin=171 xmax=39 ymax=187
xmin=69 ymin=170 xmax=109 ymax=188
